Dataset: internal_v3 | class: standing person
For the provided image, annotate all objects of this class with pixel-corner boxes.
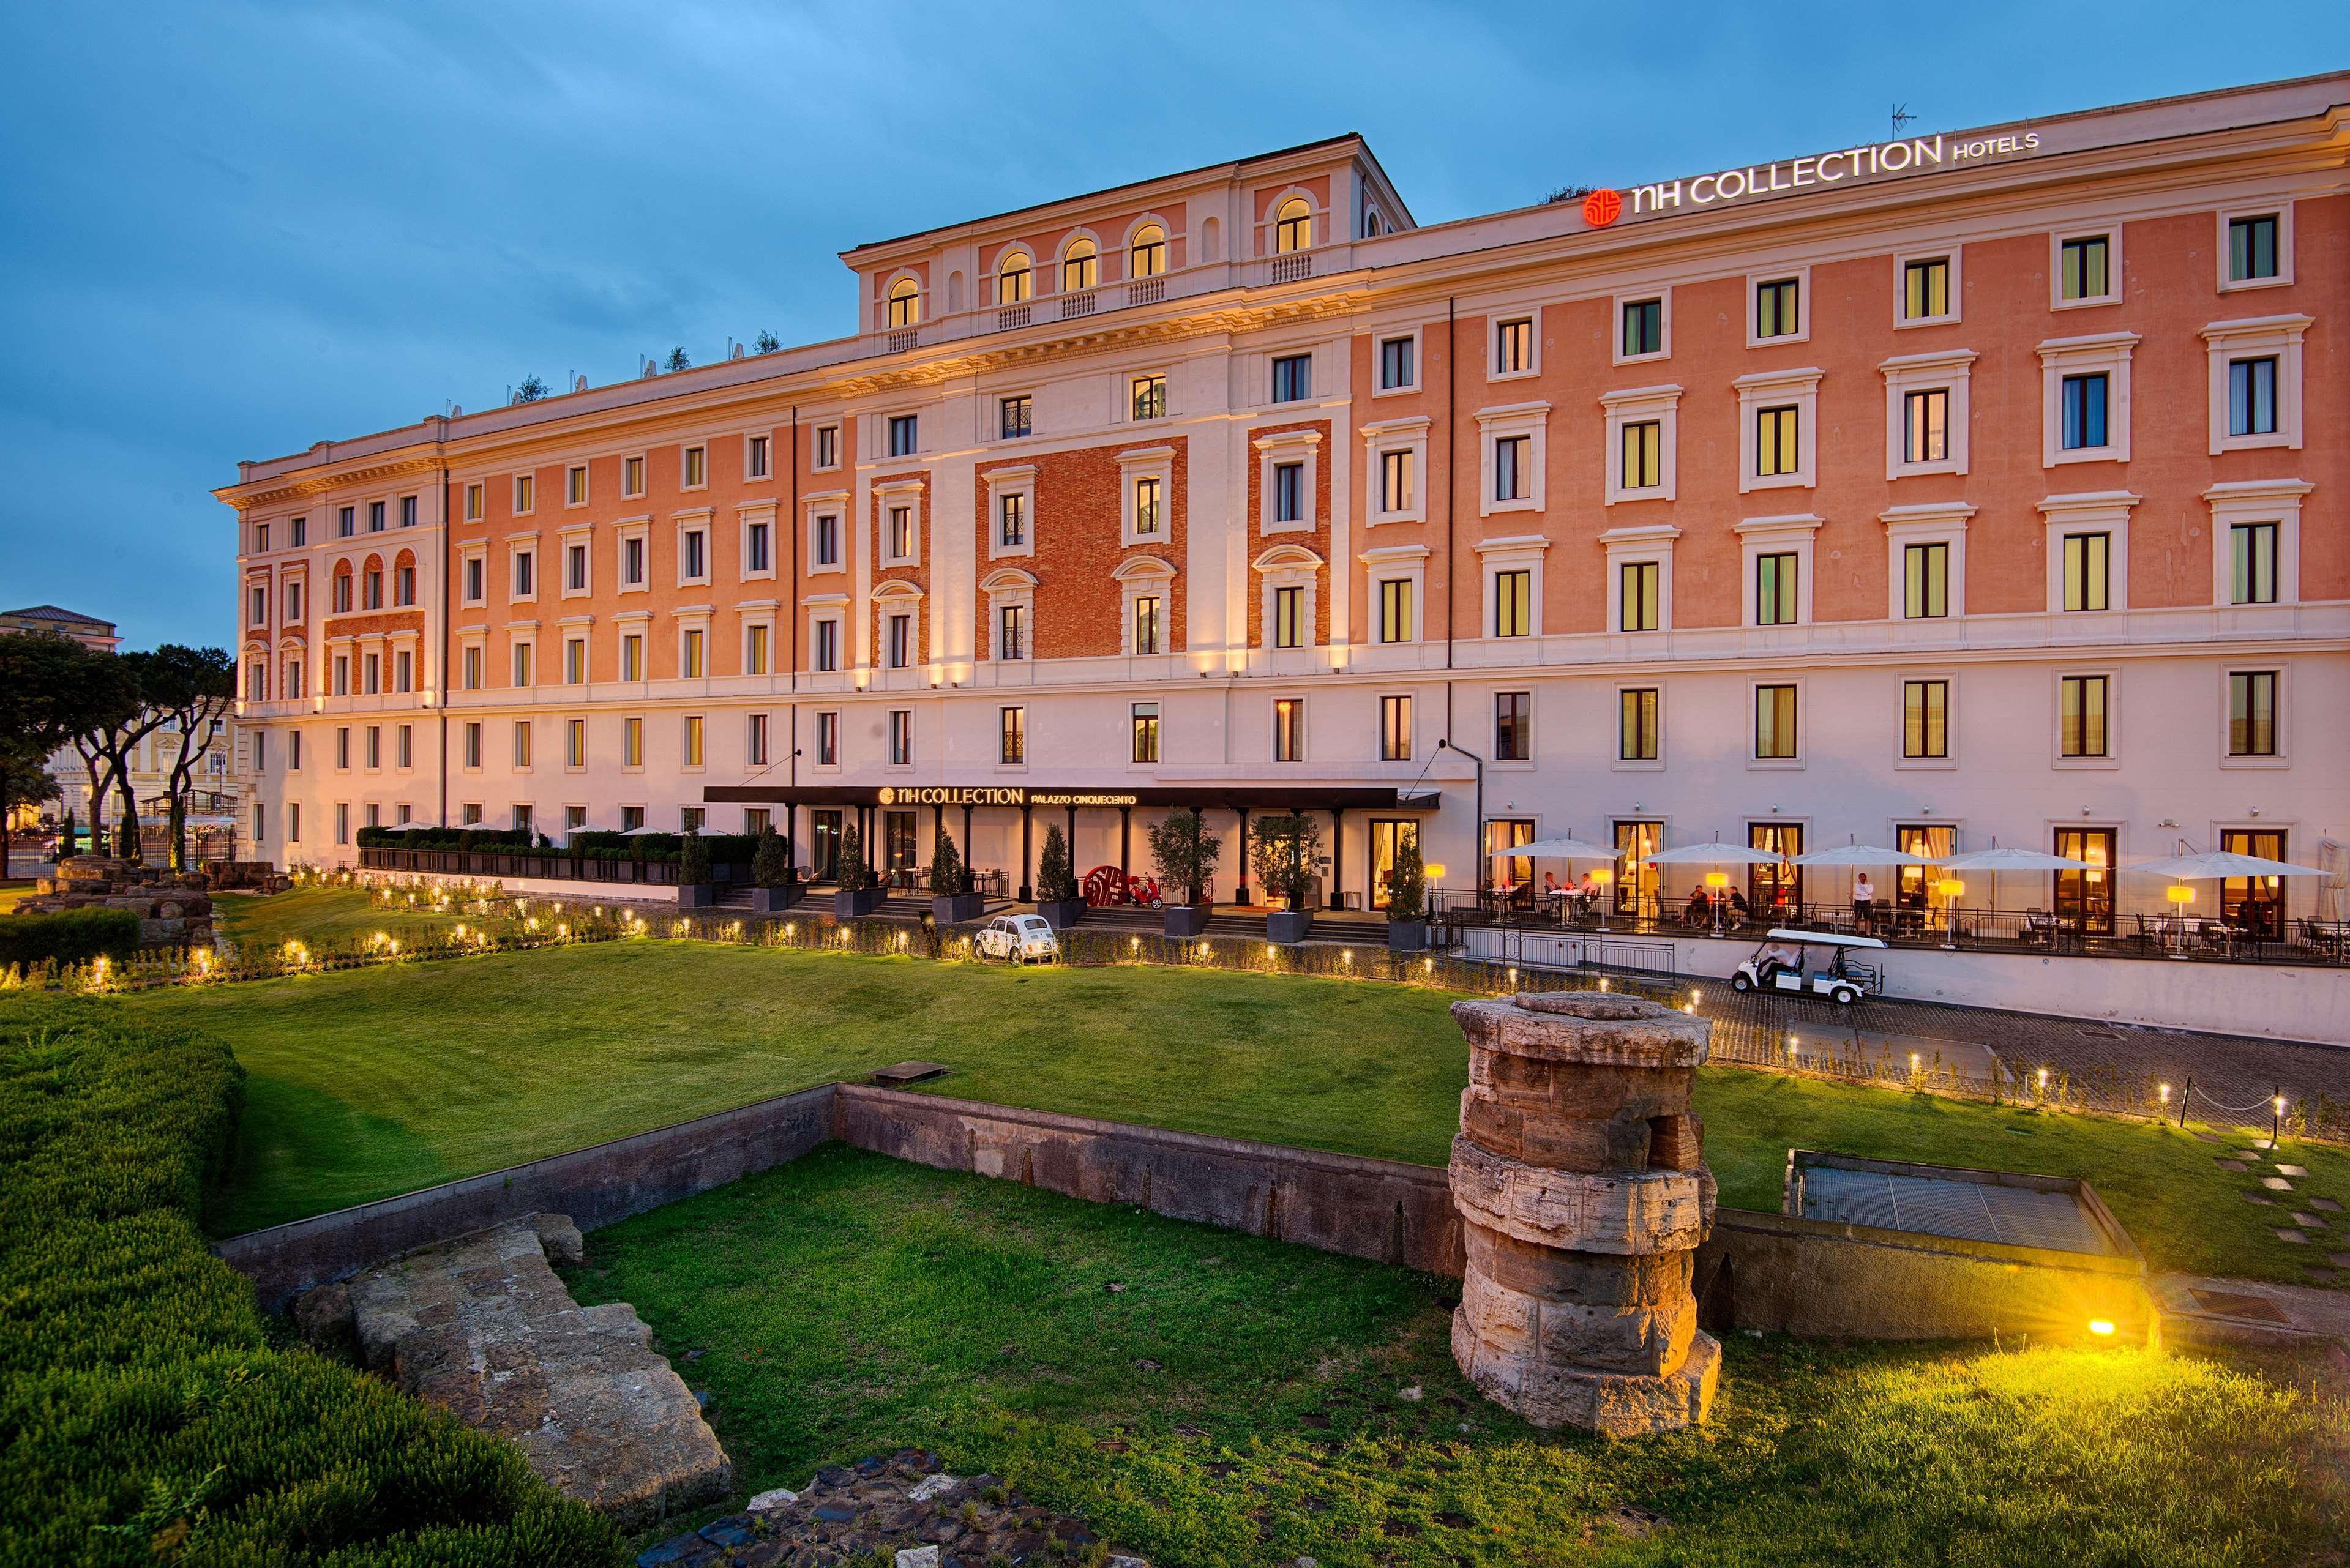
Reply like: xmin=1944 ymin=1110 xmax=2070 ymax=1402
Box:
xmin=1852 ymin=870 xmax=1876 ymax=935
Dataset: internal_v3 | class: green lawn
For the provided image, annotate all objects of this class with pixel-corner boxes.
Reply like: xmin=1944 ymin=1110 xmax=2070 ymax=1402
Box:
xmin=211 ymin=883 xmax=475 ymax=951
xmin=122 ymin=936 xmax=2350 ymax=1283
xmin=570 ymin=1144 xmax=2343 ymax=1567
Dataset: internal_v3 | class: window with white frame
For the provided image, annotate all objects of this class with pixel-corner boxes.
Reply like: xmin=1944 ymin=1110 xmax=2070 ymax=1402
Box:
xmin=1114 ymin=556 xmax=1174 ymax=657
xmin=1736 ymin=515 xmax=1823 ymax=628
xmin=881 ymin=600 xmax=918 ymax=668
xmin=678 ymin=624 xmax=706 ymax=679
xmin=1895 ymin=249 xmax=1961 ymax=326
xmin=1270 ymin=353 xmax=1312 ymax=404
xmin=1618 ymin=687 xmax=1660 ymax=763
xmin=1253 ymin=545 xmax=1321 ymax=652
xmin=566 ymin=718 xmax=586 ymax=769
xmin=2218 ymin=205 xmax=2292 ymax=291
xmin=999 ymin=706 xmax=1025 ymax=766
xmin=813 ymin=424 xmax=840 ymax=470
xmin=562 ymin=535 xmax=591 ymax=595
xmin=1616 ymin=292 xmax=1668 ymax=364
xmin=2057 ymin=673 xmax=2111 ymax=760
xmin=2206 ymin=479 xmax=2310 ymax=609
xmin=1601 ymin=385 xmax=1679 ymax=504
xmin=815 ymin=710 xmax=839 ymax=766
xmin=746 ymin=433 xmax=771 ymax=480
xmin=2202 ymin=315 xmax=2309 ymax=453
xmin=676 ymin=515 xmax=711 ymax=584
xmin=808 ymin=605 xmax=844 ymax=672
xmin=2038 ymin=492 xmax=2136 ymax=614
xmin=2039 ymin=334 xmax=2136 ymax=465
xmin=1734 ymin=369 xmax=1820 ymax=491
xmin=513 ymin=473 xmax=535 ymax=515
xmin=887 ymin=413 xmax=918 ymax=457
xmin=1491 ymin=314 xmax=1536 ymax=378
xmin=1376 ymin=330 xmax=1418 ymax=393
xmin=1476 ymin=403 xmax=1548 ymax=515
xmin=1130 ymin=373 xmax=1167 ymax=420
xmin=1118 ymin=446 xmax=1173 ymax=546
xmin=886 ymin=709 xmax=913 ymax=766
xmin=2052 ymin=230 xmax=2120 ymax=308
xmin=743 ymin=618 xmax=773 ymax=676
xmin=1881 ymin=350 xmax=1974 ymax=479
xmin=1476 ymin=536 xmax=1547 ymax=640
xmin=1130 ymin=703 xmax=1159 ymax=764
xmin=1754 ymin=683 xmax=1800 ymax=761
xmin=999 ymin=394 xmax=1032 ymax=439
xmin=621 ymin=455 xmax=646 ymax=498
xmin=2226 ymin=669 xmax=2279 ymax=759
xmin=1602 ymin=523 xmax=1676 ymax=634
xmin=564 ymin=635 xmax=587 ymax=684
xmin=509 ymin=543 xmax=536 ymax=600
xmin=878 ymin=483 xmax=921 ymax=564
xmin=618 ymin=625 xmax=647 ymax=681
xmin=1379 ymin=694 xmax=1412 ymax=761
xmin=804 ymin=493 xmax=845 ymax=572
xmin=617 ymin=525 xmax=648 ymax=590
xmin=1749 ymin=271 xmax=1808 ymax=343
xmin=566 ymin=465 xmax=588 ymax=507
xmin=682 ymin=714 xmax=703 ymax=769
xmin=1880 ymin=502 xmax=1972 ymax=622
xmin=1361 ymin=415 xmax=1428 ymax=523
xmin=980 ymin=568 xmax=1035 ymax=662
xmin=1360 ymin=543 xmax=1428 ymax=647
xmin=1273 ymin=697 xmax=1305 ymax=761
xmin=1254 ymin=428 xmax=1320 ymax=534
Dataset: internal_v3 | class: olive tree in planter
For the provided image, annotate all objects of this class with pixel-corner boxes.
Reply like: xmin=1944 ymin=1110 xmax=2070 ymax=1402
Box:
xmin=1147 ymin=807 xmax=1221 ymax=938
xmin=929 ymin=819 xmax=986 ymax=924
xmin=676 ymin=829 xmax=715 ymax=909
xmin=833 ymin=823 xmax=883 ymax=918
xmin=1385 ymin=834 xmax=1432 ymax=952
xmin=747 ymin=825 xmax=799 ymax=913
xmin=1033 ymin=824 xmax=1085 ymax=930
xmin=1251 ymin=812 xmax=1320 ymax=943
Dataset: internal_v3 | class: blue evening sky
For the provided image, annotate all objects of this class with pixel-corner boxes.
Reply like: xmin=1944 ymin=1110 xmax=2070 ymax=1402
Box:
xmin=2 ymin=2 xmax=2343 ymax=648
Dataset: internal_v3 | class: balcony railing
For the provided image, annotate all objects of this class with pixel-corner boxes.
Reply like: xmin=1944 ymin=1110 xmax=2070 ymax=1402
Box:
xmin=1270 ymin=253 xmax=1311 ymax=283
xmin=1058 ymin=289 xmax=1098 ymax=319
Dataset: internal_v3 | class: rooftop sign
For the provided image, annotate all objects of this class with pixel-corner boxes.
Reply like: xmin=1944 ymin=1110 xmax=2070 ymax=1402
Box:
xmin=1612 ymin=130 xmax=2044 ymax=220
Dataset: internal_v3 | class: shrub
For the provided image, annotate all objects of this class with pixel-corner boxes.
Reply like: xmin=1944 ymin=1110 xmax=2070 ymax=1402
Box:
xmin=836 ymin=824 xmax=872 ymax=892
xmin=678 ymin=831 xmax=713 ymax=886
xmin=1146 ymin=808 xmax=1221 ymax=907
xmin=928 ymin=819 xmax=967 ymax=896
xmin=752 ymin=826 xmax=791 ymax=887
xmin=1249 ymin=813 xmax=1320 ymax=909
xmin=1386 ymin=835 xmax=1428 ymax=922
xmin=0 ymin=996 xmax=625 ymax=1564
xmin=1035 ymin=826 xmax=1077 ymax=904
xmin=0 ymin=906 xmax=140 ymax=968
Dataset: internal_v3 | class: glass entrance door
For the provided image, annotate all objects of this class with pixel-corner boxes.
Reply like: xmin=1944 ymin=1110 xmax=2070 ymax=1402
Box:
xmin=1614 ymin=821 xmax=1661 ymax=916
xmin=2221 ymin=829 xmax=2285 ymax=938
xmin=1748 ymin=823 xmax=1802 ymax=922
xmin=1896 ymin=824 xmax=1953 ymax=929
xmin=1369 ymin=818 xmax=1420 ymax=911
xmin=2053 ymin=828 xmax=2116 ymax=935
xmin=810 ymin=810 xmax=843 ymax=881
xmin=884 ymin=810 xmax=919 ymax=882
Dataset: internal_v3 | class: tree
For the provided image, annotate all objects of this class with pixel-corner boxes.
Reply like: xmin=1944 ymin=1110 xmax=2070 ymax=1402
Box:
xmin=1 ymin=737 xmax=58 ymax=868
xmin=144 ymin=646 xmax=235 ymax=872
xmin=678 ymin=829 xmax=712 ymax=887
xmin=514 ymin=374 xmax=549 ymax=403
xmin=665 ymin=346 xmax=690 ymax=371
xmin=1386 ymin=834 xmax=1428 ymax=922
xmin=835 ymin=822 xmax=871 ymax=892
xmin=1146 ymin=808 xmax=1222 ymax=908
xmin=751 ymin=825 xmax=791 ymax=887
xmin=0 ymin=632 xmax=122 ymax=871
xmin=1035 ymin=824 xmax=1077 ymax=903
xmin=754 ymin=330 xmax=780 ymax=354
xmin=927 ymin=818 xmax=966 ymax=895
xmin=69 ymin=649 xmax=165 ymax=863
xmin=1250 ymin=813 xmax=1321 ymax=910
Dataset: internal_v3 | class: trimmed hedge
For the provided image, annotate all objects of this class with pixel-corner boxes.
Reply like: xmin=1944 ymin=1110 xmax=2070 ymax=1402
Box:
xmin=0 ymin=996 xmax=626 ymax=1566
xmin=0 ymin=906 xmax=141 ymax=968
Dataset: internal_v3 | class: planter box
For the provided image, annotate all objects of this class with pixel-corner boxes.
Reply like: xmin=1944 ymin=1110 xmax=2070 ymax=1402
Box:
xmin=1267 ymin=910 xmax=1313 ymax=945
xmin=1163 ymin=904 xmax=1213 ymax=939
xmin=1037 ymin=898 xmax=1087 ymax=931
xmin=834 ymin=886 xmax=885 ymax=919
xmin=1386 ymin=919 xmax=1430 ymax=954
xmin=746 ymin=884 xmax=802 ymax=914
xmin=676 ymin=883 xmax=716 ymax=910
xmin=932 ymin=892 xmax=987 ymax=925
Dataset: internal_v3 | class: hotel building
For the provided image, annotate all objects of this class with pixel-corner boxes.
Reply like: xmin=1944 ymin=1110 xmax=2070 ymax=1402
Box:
xmin=218 ymin=72 xmax=2348 ymax=936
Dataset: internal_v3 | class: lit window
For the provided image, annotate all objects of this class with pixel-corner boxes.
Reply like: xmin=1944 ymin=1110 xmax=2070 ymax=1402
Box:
xmin=1131 ymin=703 xmax=1159 ymax=763
xmin=683 ymin=445 xmax=706 ymax=488
xmin=886 ymin=277 xmax=920 ymax=329
xmin=1754 ymin=552 xmax=1798 ymax=625
xmin=997 ymin=252 xmax=1032 ymax=305
xmin=1129 ymin=225 xmax=1166 ymax=279
xmin=566 ymin=465 xmax=588 ymax=505
xmin=1273 ymin=697 xmax=1304 ymax=761
xmin=1494 ymin=318 xmax=1532 ymax=375
xmin=1000 ymin=706 xmax=1025 ymax=764
xmin=1273 ymin=585 xmax=1304 ymax=649
xmin=1132 ymin=595 xmax=1161 ymax=655
xmin=1755 ymin=278 xmax=1801 ymax=338
xmin=1274 ymin=198 xmax=1311 ymax=253
xmin=1000 ymin=395 xmax=1032 ymax=439
xmin=1619 ymin=689 xmax=1658 ymax=761
xmin=1132 ymin=375 xmax=1166 ymax=420
xmin=1903 ymin=679 xmax=1948 ymax=759
xmin=1381 ymin=449 xmax=1415 ymax=512
xmin=623 ymin=715 xmax=644 ymax=767
xmin=514 ymin=474 xmax=534 ymax=513
xmin=684 ymin=715 xmax=703 ymax=767
xmin=1904 ymin=389 xmax=1949 ymax=463
xmin=2062 ymin=533 xmax=2109 ymax=612
xmin=1380 ymin=694 xmax=1412 ymax=761
xmin=999 ymin=491 xmax=1025 ymax=547
xmin=681 ymin=629 xmax=704 ymax=679
xmin=2059 ymin=235 xmax=2110 ymax=301
xmin=1621 ymin=420 xmax=1661 ymax=490
xmin=1619 ymin=561 xmax=1659 ymax=632
xmin=1060 ymin=238 xmax=1096 ymax=293
xmin=1379 ymin=578 xmax=1413 ymax=643
xmin=1904 ymin=542 xmax=1948 ymax=619
xmin=621 ymin=634 xmax=644 ymax=681
xmin=1132 ymin=476 xmax=1162 ymax=536
xmin=747 ymin=624 xmax=769 ymax=675
xmin=998 ymin=603 xmax=1026 ymax=661
xmin=1755 ymin=406 xmax=1800 ymax=476
xmin=2230 ymin=522 xmax=2278 ymax=605
xmin=2059 ymin=675 xmax=2107 ymax=757
xmin=1494 ymin=435 xmax=1532 ymax=501
xmin=2228 ymin=671 xmax=2276 ymax=756
xmin=1493 ymin=569 xmax=1532 ymax=637
xmin=623 ymin=455 xmax=646 ymax=496
xmin=1754 ymin=685 xmax=1798 ymax=759
xmin=567 ymin=719 xmax=586 ymax=767
xmin=1902 ymin=257 xmax=1950 ymax=320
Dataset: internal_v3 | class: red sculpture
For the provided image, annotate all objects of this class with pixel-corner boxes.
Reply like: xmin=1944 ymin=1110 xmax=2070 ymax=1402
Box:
xmin=1082 ymin=866 xmax=1165 ymax=909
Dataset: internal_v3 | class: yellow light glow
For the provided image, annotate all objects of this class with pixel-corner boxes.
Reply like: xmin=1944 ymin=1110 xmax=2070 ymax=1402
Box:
xmin=2165 ymin=884 xmax=2196 ymax=905
xmin=1423 ymin=863 xmax=1446 ymax=879
xmin=1937 ymin=878 xmax=1965 ymax=898
xmin=1591 ymin=867 xmax=1613 ymax=884
xmin=1704 ymin=872 xmax=1729 ymax=889
xmin=2088 ymin=1320 xmax=2115 ymax=1336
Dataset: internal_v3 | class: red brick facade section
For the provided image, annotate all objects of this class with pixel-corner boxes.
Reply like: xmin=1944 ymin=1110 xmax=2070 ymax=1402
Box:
xmin=972 ymin=438 xmax=1188 ymax=660
xmin=1244 ymin=418 xmax=1333 ymax=649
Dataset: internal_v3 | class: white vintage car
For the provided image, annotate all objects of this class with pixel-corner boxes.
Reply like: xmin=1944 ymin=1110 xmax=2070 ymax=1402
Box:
xmin=975 ymin=913 xmax=1061 ymax=963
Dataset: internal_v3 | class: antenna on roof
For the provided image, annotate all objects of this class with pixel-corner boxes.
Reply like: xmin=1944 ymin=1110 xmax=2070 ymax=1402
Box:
xmin=1890 ymin=103 xmax=1916 ymax=138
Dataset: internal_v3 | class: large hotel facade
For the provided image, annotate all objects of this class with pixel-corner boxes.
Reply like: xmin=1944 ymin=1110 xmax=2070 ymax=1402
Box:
xmin=219 ymin=73 xmax=2348 ymax=934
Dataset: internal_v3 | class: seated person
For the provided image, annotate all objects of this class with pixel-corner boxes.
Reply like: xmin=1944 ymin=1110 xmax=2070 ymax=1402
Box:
xmin=1575 ymin=871 xmax=1601 ymax=911
xmin=1756 ymin=938 xmax=1803 ymax=982
xmin=1543 ymin=871 xmax=1561 ymax=899
xmin=1682 ymin=887 xmax=1712 ymax=926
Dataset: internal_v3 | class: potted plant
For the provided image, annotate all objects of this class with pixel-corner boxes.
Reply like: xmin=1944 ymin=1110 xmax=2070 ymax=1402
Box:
xmin=676 ymin=829 xmax=715 ymax=909
xmin=1147 ymin=807 xmax=1221 ymax=939
xmin=1252 ymin=813 xmax=1320 ymax=944
xmin=833 ymin=823 xmax=882 ymax=918
xmin=929 ymin=819 xmax=986 ymax=924
xmin=1385 ymin=835 xmax=1432 ymax=953
xmin=747 ymin=825 xmax=799 ymax=913
xmin=1033 ymin=824 xmax=1086 ymax=930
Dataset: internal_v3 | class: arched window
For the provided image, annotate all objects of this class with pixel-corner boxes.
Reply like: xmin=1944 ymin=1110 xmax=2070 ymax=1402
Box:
xmin=1129 ymin=224 xmax=1166 ymax=279
xmin=1276 ymin=198 xmax=1312 ymax=254
xmin=996 ymin=252 xmax=1032 ymax=305
xmin=1061 ymin=237 xmax=1097 ymax=293
xmin=886 ymin=277 xmax=921 ymax=329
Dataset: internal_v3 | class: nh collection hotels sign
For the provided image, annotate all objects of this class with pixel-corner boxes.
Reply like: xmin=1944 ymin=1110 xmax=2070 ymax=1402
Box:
xmin=1588 ymin=130 xmax=2046 ymax=223
xmin=875 ymin=785 xmax=1141 ymax=808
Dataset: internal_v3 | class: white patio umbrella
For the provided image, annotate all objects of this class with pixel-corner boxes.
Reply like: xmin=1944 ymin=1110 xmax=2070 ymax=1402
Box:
xmin=1939 ymin=844 xmax=2095 ymax=916
xmin=1638 ymin=842 xmax=1788 ymax=866
xmin=616 ymin=824 xmax=668 ymax=837
xmin=2123 ymin=850 xmax=2330 ymax=881
xmin=1791 ymin=841 xmax=1936 ymax=925
xmin=1484 ymin=835 xmax=1622 ymax=863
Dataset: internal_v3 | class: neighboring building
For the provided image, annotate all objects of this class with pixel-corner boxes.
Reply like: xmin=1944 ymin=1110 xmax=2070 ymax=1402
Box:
xmin=1 ymin=603 xmax=119 ymax=651
xmin=215 ymin=73 xmax=2348 ymax=936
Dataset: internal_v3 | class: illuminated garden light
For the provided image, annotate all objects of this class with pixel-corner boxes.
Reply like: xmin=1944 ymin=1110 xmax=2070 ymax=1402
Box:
xmin=2158 ymin=1082 xmax=2171 ymax=1104
xmin=2088 ymin=1320 xmax=2116 ymax=1336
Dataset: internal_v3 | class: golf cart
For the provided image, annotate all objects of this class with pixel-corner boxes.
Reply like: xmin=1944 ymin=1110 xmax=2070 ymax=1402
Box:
xmin=1730 ymin=928 xmax=1885 ymax=1005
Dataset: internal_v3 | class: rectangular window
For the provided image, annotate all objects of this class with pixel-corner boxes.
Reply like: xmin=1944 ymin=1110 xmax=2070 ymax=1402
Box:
xmin=683 ymin=714 xmax=703 ymax=767
xmin=1622 ymin=297 xmax=1663 ymax=357
xmin=1271 ymin=354 xmax=1311 ymax=403
xmin=886 ymin=709 xmax=911 ymax=765
xmin=1754 ymin=552 xmax=1798 ymax=625
xmin=1755 ymin=277 xmax=1800 ymax=338
xmin=1379 ymin=694 xmax=1412 ymax=761
xmin=1379 ymin=335 xmax=1415 ymax=389
xmin=886 ymin=506 xmax=912 ymax=560
xmin=621 ymin=633 xmax=645 ymax=681
xmin=2059 ymin=235 xmax=2110 ymax=301
xmin=622 ymin=536 xmax=644 ymax=585
xmin=888 ymin=414 xmax=918 ymax=457
xmin=2228 ymin=670 xmax=2277 ymax=756
xmin=1903 ymin=257 xmax=1950 ymax=320
xmin=1132 ymin=594 xmax=1161 ymax=655
xmin=2230 ymin=521 xmax=2278 ymax=605
xmin=992 ymin=492 xmax=1025 ymax=550
xmin=998 ymin=603 xmax=1026 ymax=660
xmin=364 ymin=725 xmax=381 ymax=769
xmin=746 ymin=521 xmax=770 ymax=573
xmin=394 ymin=650 xmax=411 ymax=692
xmin=1904 ymin=388 xmax=1949 ymax=462
xmin=1131 ymin=702 xmax=1160 ymax=763
xmin=566 ymin=465 xmax=588 ymax=506
xmin=2228 ymin=214 xmax=2280 ymax=282
xmin=394 ymin=564 xmax=414 ymax=606
xmin=1620 ymin=420 xmax=1661 ymax=490
xmin=367 ymin=500 xmax=385 ymax=532
xmin=813 ymin=514 xmax=839 ymax=567
xmin=1494 ymin=317 xmax=1532 ymax=373
xmin=462 ymin=722 xmax=481 ymax=769
xmin=2062 ymin=532 xmax=2109 ymax=612
xmin=1378 ymin=578 xmax=1413 ymax=643
xmin=567 ymin=719 xmax=586 ymax=768
xmin=290 ymin=515 xmax=307 ymax=546
xmin=1268 ymin=460 xmax=1306 ymax=525
xmin=683 ymin=528 xmax=706 ymax=580
xmin=683 ymin=445 xmax=706 ymax=487
xmin=747 ymin=434 xmax=770 ymax=479
xmin=1273 ymin=698 xmax=1304 ymax=762
xmin=1494 ymin=435 xmax=1532 ymax=501
xmin=511 ymin=642 xmax=532 ymax=687
xmin=1133 ymin=475 xmax=1162 ymax=536
xmin=464 ymin=804 xmax=484 ymax=826
xmin=1755 ymin=405 xmax=1799 ymax=476
xmin=813 ymin=618 xmax=839 ymax=672
xmin=1903 ymin=679 xmax=1949 ymax=759
xmin=286 ymin=802 xmax=298 ymax=842
xmin=623 ymin=715 xmax=644 ymax=767
xmin=332 ymin=573 xmax=351 ymax=614
xmin=815 ymin=426 xmax=838 ymax=469
xmin=1619 ymin=560 xmax=1659 ymax=632
xmin=622 ymin=455 xmax=645 ymax=496
xmin=460 ymin=646 xmax=479 ymax=690
xmin=400 ymin=495 xmax=417 ymax=528
xmin=1494 ymin=691 xmax=1530 ymax=761
xmin=564 ymin=542 xmax=587 ymax=592
xmin=887 ymin=613 xmax=912 ymax=668
xmin=250 ymin=585 xmax=266 ymax=625
xmin=1493 ymin=569 xmax=1532 ymax=638
xmin=2059 ymin=674 xmax=2108 ymax=757
xmin=362 ymin=651 xmax=380 ymax=695
xmin=564 ymin=638 xmax=586 ymax=684
xmin=999 ymin=706 xmax=1025 ymax=764
xmin=2059 ymin=372 xmax=2109 ymax=449
xmin=1618 ymin=687 xmax=1659 ymax=761
xmin=1273 ymin=585 xmax=1304 ymax=649
xmin=1380 ymin=447 xmax=1414 ymax=512
xmin=337 ymin=504 xmax=356 ymax=537
xmin=514 ymin=474 xmax=534 ymax=513
xmin=746 ymin=623 xmax=769 ymax=676
xmin=513 ymin=550 xmax=534 ymax=597
xmin=1131 ymin=375 xmax=1166 ymax=420
xmin=511 ymin=720 xmax=531 ymax=768
xmin=336 ymin=725 xmax=351 ymax=769
xmin=816 ymin=711 xmax=839 ymax=766
xmin=2228 ymin=356 xmax=2278 ymax=436
xmin=1000 ymin=395 xmax=1032 ymax=439
xmin=681 ymin=627 xmax=704 ymax=678
xmin=1754 ymin=684 xmax=1798 ymax=759
xmin=1904 ymin=542 xmax=1948 ymax=619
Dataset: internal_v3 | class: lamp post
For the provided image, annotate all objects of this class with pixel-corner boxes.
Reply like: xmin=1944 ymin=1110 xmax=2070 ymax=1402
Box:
xmin=1704 ymin=870 xmax=1729 ymax=938
xmin=2165 ymin=882 xmax=2196 ymax=957
xmin=1591 ymin=864 xmax=1614 ymax=933
xmin=1936 ymin=878 xmax=1964 ymax=950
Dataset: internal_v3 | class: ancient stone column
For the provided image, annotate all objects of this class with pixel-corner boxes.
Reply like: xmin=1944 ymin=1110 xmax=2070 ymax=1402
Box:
xmin=1447 ymin=990 xmax=1720 ymax=1437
